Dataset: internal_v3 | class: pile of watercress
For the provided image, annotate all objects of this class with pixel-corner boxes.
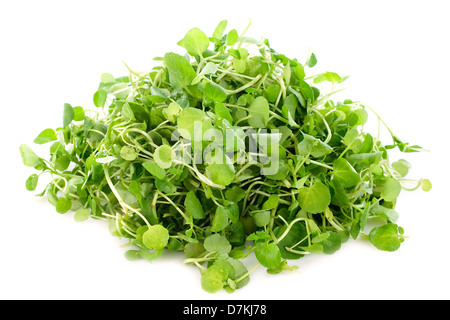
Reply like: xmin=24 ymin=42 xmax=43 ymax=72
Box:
xmin=20 ymin=20 xmax=431 ymax=293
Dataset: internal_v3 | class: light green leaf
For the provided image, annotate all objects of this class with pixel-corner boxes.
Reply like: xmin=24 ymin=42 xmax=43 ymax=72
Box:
xmin=120 ymin=146 xmax=138 ymax=161
xmin=369 ymin=223 xmax=404 ymax=252
xmin=179 ymin=27 xmax=210 ymax=57
xmin=254 ymin=242 xmax=281 ymax=269
xmin=206 ymin=161 xmax=235 ymax=187
xmin=297 ymin=133 xmax=332 ymax=158
xmin=204 ymin=234 xmax=231 ymax=254
xmin=215 ymin=102 xmax=233 ymax=124
xmin=421 ymin=179 xmax=432 ymax=192
xmin=73 ymin=107 xmax=85 ymax=121
xmin=391 ymin=159 xmax=411 ymax=177
xmin=25 ymin=174 xmax=39 ymax=191
xmin=177 ymin=107 xmax=213 ymax=141
xmin=19 ymin=144 xmax=40 ymax=167
xmin=211 ymin=206 xmax=229 ymax=232
xmin=154 ymin=145 xmax=173 ymax=169
xmin=212 ymin=20 xmax=228 ymax=39
xmin=204 ymin=82 xmax=227 ymax=102
xmin=142 ymin=160 xmax=166 ymax=180
xmin=253 ymin=211 xmax=271 ymax=227
xmin=74 ymin=208 xmax=91 ymax=223
xmin=298 ymin=181 xmax=331 ymax=213
xmin=164 ymin=52 xmax=197 ymax=90
xmin=93 ymin=89 xmax=107 ymax=108
xmin=248 ymin=96 xmax=269 ymax=128
xmin=333 ymin=158 xmax=360 ymax=188
xmin=100 ymin=73 xmax=115 ymax=84
xmin=143 ymin=225 xmax=170 ymax=250
xmin=56 ymin=198 xmax=72 ymax=214
xmin=313 ymin=72 xmax=342 ymax=84
xmin=226 ymin=29 xmax=239 ymax=46
xmin=63 ymin=103 xmax=74 ymax=128
xmin=185 ymin=191 xmax=205 ymax=219
xmin=381 ymin=177 xmax=402 ymax=202
xmin=34 ymin=129 xmax=57 ymax=144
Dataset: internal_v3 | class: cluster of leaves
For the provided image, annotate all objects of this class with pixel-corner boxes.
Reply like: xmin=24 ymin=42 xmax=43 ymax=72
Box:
xmin=20 ymin=20 xmax=431 ymax=293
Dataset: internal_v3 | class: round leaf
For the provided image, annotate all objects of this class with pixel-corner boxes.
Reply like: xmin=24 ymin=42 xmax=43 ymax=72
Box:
xmin=381 ymin=177 xmax=402 ymax=202
xmin=254 ymin=242 xmax=281 ymax=269
xmin=143 ymin=225 xmax=170 ymax=251
xmin=298 ymin=181 xmax=331 ymax=213
xmin=369 ymin=223 xmax=404 ymax=252
xmin=203 ymin=234 xmax=231 ymax=254
xmin=74 ymin=208 xmax=91 ymax=223
xmin=154 ymin=145 xmax=173 ymax=169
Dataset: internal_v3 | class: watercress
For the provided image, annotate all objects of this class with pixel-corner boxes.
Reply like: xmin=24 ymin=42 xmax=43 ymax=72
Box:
xmin=20 ymin=20 xmax=430 ymax=293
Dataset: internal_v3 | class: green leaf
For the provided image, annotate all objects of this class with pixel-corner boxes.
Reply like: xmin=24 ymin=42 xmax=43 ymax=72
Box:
xmin=63 ymin=103 xmax=74 ymax=128
xmin=212 ymin=20 xmax=228 ymax=39
xmin=124 ymin=250 xmax=141 ymax=261
xmin=253 ymin=211 xmax=271 ymax=227
xmin=225 ymin=202 xmax=240 ymax=224
xmin=122 ymin=102 xmax=135 ymax=121
xmin=154 ymin=145 xmax=173 ymax=169
xmin=263 ymin=84 xmax=281 ymax=103
xmin=55 ymin=155 xmax=70 ymax=171
xmin=93 ymin=89 xmax=107 ymax=108
xmin=177 ymin=107 xmax=213 ymax=141
xmin=343 ymin=128 xmax=363 ymax=153
xmin=306 ymin=52 xmax=317 ymax=68
xmin=100 ymin=73 xmax=115 ymax=84
xmin=248 ymin=96 xmax=269 ymax=128
xmin=201 ymin=267 xmax=226 ymax=293
xmin=297 ymin=133 xmax=332 ymax=158
xmin=25 ymin=174 xmax=39 ymax=191
xmin=381 ymin=177 xmax=402 ymax=202
xmin=205 ymin=162 xmax=235 ymax=186
xmin=120 ymin=146 xmax=138 ymax=161
xmin=179 ymin=27 xmax=210 ymax=57
xmin=320 ymin=232 xmax=342 ymax=255
xmin=211 ymin=206 xmax=229 ymax=232
xmin=254 ymin=242 xmax=281 ymax=269
xmin=369 ymin=223 xmax=404 ymax=252
xmin=142 ymin=160 xmax=166 ymax=180
xmin=56 ymin=198 xmax=72 ymax=214
xmin=226 ymin=29 xmax=239 ymax=46
xmin=274 ymin=221 xmax=309 ymax=259
xmin=19 ymin=144 xmax=40 ymax=167
xmin=34 ymin=128 xmax=57 ymax=144
xmin=111 ymin=83 xmax=130 ymax=99
xmin=74 ymin=208 xmax=91 ymax=223
xmin=262 ymin=194 xmax=279 ymax=210
xmin=155 ymin=178 xmax=176 ymax=194
xmin=164 ymin=101 xmax=181 ymax=123
xmin=313 ymin=72 xmax=342 ymax=84
xmin=73 ymin=107 xmax=85 ymax=121
xmin=391 ymin=159 xmax=411 ymax=177
xmin=281 ymin=94 xmax=298 ymax=126
xmin=185 ymin=191 xmax=205 ymax=219
xmin=203 ymin=234 xmax=231 ymax=254
xmin=225 ymin=185 xmax=245 ymax=203
xmin=143 ymin=225 xmax=170 ymax=250
xmin=215 ymin=102 xmax=233 ymax=124
xmin=298 ymin=181 xmax=331 ymax=213
xmin=164 ymin=52 xmax=197 ymax=90
xmin=421 ymin=179 xmax=432 ymax=192
xmin=138 ymin=248 xmax=164 ymax=262
xmin=333 ymin=158 xmax=360 ymax=188
xmin=204 ymin=82 xmax=228 ymax=102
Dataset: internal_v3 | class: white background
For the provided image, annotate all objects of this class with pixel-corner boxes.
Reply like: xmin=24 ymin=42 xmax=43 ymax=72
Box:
xmin=1 ymin=0 xmax=449 ymax=300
